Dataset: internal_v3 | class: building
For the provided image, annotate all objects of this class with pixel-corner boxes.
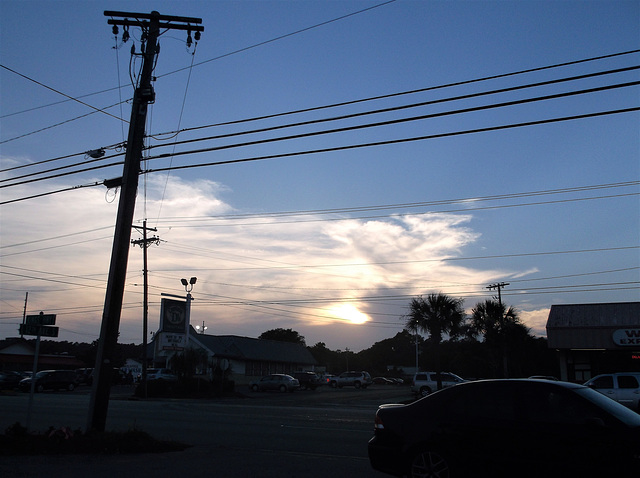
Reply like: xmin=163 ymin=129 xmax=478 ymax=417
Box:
xmin=153 ymin=327 xmax=318 ymax=385
xmin=546 ymin=302 xmax=640 ymax=382
xmin=0 ymin=338 xmax=84 ymax=372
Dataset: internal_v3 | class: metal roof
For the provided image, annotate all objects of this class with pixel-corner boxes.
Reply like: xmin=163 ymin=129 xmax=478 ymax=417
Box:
xmin=192 ymin=333 xmax=317 ymax=365
xmin=546 ymin=302 xmax=640 ymax=349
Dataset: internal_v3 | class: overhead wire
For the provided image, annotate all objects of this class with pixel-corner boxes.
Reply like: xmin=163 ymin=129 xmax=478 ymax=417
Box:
xmin=3 ymin=55 xmax=637 ymax=184
xmin=4 ymin=80 xmax=635 ymax=191
xmin=142 ymin=106 xmax=640 ymax=175
xmin=3 ymin=51 xmax=638 ymax=175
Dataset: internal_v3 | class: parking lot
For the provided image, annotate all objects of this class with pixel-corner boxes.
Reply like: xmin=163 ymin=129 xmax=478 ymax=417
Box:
xmin=1 ymin=383 xmax=411 ymax=478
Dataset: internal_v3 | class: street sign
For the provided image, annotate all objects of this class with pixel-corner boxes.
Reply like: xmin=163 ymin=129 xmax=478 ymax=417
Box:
xmin=20 ymin=324 xmax=59 ymax=337
xmin=25 ymin=312 xmax=56 ymax=326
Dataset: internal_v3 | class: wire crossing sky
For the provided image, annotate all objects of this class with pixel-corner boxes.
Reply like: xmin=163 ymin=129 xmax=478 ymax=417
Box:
xmin=0 ymin=1 xmax=638 ymax=351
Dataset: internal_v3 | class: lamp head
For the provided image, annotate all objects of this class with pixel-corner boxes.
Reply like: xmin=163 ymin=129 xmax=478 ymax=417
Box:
xmin=181 ymin=278 xmax=188 ymax=286
xmin=189 ymin=277 xmax=197 ymax=285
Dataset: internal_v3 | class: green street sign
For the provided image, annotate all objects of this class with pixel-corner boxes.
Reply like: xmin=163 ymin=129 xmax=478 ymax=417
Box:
xmin=20 ymin=324 xmax=59 ymax=337
xmin=26 ymin=313 xmax=56 ymax=326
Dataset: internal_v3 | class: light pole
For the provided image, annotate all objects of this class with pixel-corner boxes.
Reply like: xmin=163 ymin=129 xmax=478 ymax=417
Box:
xmin=195 ymin=321 xmax=207 ymax=334
xmin=181 ymin=277 xmax=196 ymax=347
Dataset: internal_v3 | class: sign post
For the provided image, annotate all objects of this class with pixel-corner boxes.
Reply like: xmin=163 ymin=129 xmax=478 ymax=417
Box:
xmin=21 ymin=312 xmax=57 ymax=430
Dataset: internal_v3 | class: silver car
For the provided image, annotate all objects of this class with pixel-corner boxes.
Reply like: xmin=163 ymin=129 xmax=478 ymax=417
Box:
xmin=250 ymin=374 xmax=299 ymax=392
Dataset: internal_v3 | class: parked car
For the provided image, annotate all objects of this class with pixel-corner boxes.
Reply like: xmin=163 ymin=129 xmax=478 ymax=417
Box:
xmin=411 ymin=371 xmax=465 ymax=396
xmin=18 ymin=370 xmax=77 ymax=392
xmin=0 ymin=371 xmax=23 ymax=390
xmin=293 ymin=371 xmax=324 ymax=390
xmin=368 ymin=379 xmax=640 ymax=478
xmin=373 ymin=377 xmax=395 ymax=385
xmin=249 ymin=374 xmax=299 ymax=392
xmin=146 ymin=368 xmax=178 ymax=382
xmin=584 ymin=372 xmax=640 ymax=411
xmin=329 ymin=371 xmax=373 ymax=389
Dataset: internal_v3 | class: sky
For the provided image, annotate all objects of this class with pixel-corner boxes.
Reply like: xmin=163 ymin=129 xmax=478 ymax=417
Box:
xmin=1 ymin=0 xmax=638 ymax=353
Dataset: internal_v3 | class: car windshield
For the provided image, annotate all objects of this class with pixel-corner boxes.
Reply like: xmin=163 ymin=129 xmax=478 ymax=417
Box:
xmin=35 ymin=371 xmax=49 ymax=378
xmin=576 ymin=387 xmax=640 ymax=426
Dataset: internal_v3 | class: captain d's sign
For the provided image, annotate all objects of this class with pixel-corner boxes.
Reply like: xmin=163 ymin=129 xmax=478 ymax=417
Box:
xmin=613 ymin=329 xmax=640 ymax=346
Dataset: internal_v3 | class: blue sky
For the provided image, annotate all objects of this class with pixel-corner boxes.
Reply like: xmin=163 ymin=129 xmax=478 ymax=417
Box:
xmin=1 ymin=0 xmax=638 ymax=353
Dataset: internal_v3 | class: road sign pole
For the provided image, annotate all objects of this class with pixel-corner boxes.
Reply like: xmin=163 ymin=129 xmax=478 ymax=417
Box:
xmin=25 ymin=331 xmax=41 ymax=431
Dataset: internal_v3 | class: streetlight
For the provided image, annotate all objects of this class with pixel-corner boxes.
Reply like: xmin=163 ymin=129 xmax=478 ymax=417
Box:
xmin=195 ymin=321 xmax=207 ymax=334
xmin=181 ymin=277 xmax=196 ymax=346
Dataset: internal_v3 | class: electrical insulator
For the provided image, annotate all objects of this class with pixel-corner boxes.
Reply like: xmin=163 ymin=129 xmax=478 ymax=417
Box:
xmin=122 ymin=27 xmax=129 ymax=43
xmin=195 ymin=31 xmax=201 ymax=41
xmin=186 ymin=30 xmax=192 ymax=48
xmin=112 ymin=25 xmax=119 ymax=35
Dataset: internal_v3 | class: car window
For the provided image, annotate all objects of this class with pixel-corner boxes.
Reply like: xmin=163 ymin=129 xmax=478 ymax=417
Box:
xmin=445 ymin=383 xmax=517 ymax=423
xmin=591 ymin=376 xmax=614 ymax=389
xmin=524 ymin=385 xmax=604 ymax=425
xmin=617 ymin=375 xmax=639 ymax=389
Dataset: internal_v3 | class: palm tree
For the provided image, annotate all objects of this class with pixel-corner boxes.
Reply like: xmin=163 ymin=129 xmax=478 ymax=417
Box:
xmin=405 ymin=293 xmax=465 ymax=390
xmin=470 ymin=299 xmax=529 ymax=378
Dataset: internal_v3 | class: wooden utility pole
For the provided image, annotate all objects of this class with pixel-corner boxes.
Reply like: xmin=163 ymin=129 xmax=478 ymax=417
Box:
xmin=487 ymin=282 xmax=510 ymax=378
xmin=87 ymin=10 xmax=203 ymax=433
xmin=487 ymin=282 xmax=509 ymax=306
xmin=132 ymin=220 xmax=160 ymax=398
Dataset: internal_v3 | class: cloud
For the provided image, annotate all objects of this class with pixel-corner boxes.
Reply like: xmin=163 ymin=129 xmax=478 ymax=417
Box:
xmin=1 ymin=175 xmax=520 ymax=350
xmin=519 ymin=308 xmax=550 ymax=337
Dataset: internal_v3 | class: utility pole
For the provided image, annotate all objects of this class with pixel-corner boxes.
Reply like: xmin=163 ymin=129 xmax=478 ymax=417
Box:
xmin=132 ymin=220 xmax=160 ymax=398
xmin=487 ymin=282 xmax=509 ymax=306
xmin=20 ymin=292 xmax=28 ymax=338
xmin=487 ymin=282 xmax=510 ymax=378
xmin=87 ymin=10 xmax=203 ymax=433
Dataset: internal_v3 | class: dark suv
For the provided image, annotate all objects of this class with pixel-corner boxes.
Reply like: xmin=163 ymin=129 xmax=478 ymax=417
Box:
xmin=293 ymin=371 xmax=324 ymax=390
xmin=19 ymin=370 xmax=77 ymax=392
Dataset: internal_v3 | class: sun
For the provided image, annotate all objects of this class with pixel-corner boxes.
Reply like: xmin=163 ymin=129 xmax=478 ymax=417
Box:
xmin=331 ymin=304 xmax=370 ymax=325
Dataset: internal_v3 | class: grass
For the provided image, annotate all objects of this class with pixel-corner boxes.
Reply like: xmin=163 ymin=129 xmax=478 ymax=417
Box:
xmin=1 ymin=422 xmax=190 ymax=455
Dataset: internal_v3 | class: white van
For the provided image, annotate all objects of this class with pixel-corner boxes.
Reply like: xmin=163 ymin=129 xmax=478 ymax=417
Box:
xmin=584 ymin=373 xmax=640 ymax=412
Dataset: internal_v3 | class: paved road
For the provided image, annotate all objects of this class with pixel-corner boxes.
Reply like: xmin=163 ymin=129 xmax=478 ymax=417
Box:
xmin=0 ymin=384 xmax=412 ymax=478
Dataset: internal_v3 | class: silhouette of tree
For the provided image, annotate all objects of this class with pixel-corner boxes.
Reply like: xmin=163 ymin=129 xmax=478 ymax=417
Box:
xmin=258 ymin=328 xmax=306 ymax=346
xmin=470 ymin=299 xmax=531 ymax=377
xmin=404 ymin=293 xmax=465 ymax=389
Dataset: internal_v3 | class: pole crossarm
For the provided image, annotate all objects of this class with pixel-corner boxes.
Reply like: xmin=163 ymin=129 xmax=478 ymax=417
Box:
xmin=105 ymin=10 xmax=204 ymax=32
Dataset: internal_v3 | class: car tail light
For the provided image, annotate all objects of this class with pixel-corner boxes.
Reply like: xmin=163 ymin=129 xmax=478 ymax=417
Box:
xmin=374 ymin=414 xmax=384 ymax=430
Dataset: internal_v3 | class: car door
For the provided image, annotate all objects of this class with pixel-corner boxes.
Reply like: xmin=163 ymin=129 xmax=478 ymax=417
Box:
xmin=589 ymin=374 xmax=618 ymax=402
xmin=519 ymin=381 xmax=622 ymax=476
xmin=438 ymin=373 xmax=463 ymax=389
xmin=615 ymin=374 xmax=640 ymax=409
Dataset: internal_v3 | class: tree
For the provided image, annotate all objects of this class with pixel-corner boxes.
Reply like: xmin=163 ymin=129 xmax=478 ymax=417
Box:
xmin=404 ymin=293 xmax=465 ymax=390
xmin=469 ymin=299 xmax=531 ymax=378
xmin=258 ymin=328 xmax=306 ymax=346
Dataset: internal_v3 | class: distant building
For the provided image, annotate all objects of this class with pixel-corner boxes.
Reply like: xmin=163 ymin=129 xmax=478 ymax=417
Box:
xmin=0 ymin=338 xmax=84 ymax=372
xmin=152 ymin=327 xmax=318 ymax=385
xmin=546 ymin=302 xmax=640 ymax=382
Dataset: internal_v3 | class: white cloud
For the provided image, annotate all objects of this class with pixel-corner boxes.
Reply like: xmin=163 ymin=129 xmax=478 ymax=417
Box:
xmin=1 ymin=175 xmax=520 ymax=350
xmin=519 ymin=308 xmax=550 ymax=337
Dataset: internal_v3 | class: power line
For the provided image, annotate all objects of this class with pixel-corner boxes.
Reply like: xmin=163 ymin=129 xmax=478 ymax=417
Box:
xmin=0 ymin=64 xmax=127 ymax=125
xmin=142 ymin=106 xmax=640 ymax=175
xmin=4 ymin=50 xmax=638 ymax=173
xmin=148 ymin=65 xmax=640 ymax=144
xmin=156 ymin=49 xmax=640 ymax=135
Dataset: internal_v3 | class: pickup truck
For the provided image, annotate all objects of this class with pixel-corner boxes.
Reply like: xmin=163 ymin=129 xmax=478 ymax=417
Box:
xmin=584 ymin=373 xmax=640 ymax=411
